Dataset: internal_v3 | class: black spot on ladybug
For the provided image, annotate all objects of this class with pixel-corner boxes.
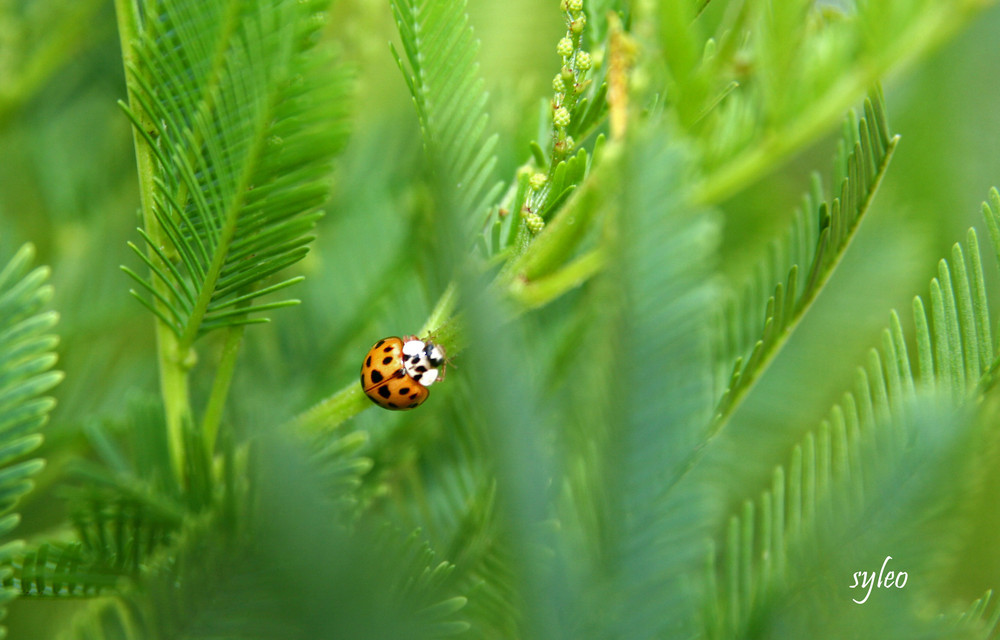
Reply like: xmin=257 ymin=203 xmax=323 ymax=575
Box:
xmin=409 ymin=355 xmax=419 ymax=364
xmin=408 ymin=403 xmax=419 ymax=408
xmin=366 ymin=356 xmax=372 ymax=367
xmin=399 ymin=387 xmax=410 ymax=395
xmin=378 ymin=386 xmax=391 ymax=399
xmin=387 ymin=402 xmax=398 ymax=409
xmin=370 ymin=370 xmax=384 ymax=384
xmin=409 ymin=393 xmax=418 ymax=400
xmin=375 ymin=339 xmax=385 ymax=348
xmin=395 ymin=369 xmax=406 ymax=378
xmin=416 ymin=365 xmax=427 ymax=373
xmin=382 ymin=356 xmax=393 ymax=365
xmin=383 ymin=346 xmax=393 ymax=353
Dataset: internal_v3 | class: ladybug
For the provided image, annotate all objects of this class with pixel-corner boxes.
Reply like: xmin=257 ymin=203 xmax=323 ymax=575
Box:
xmin=360 ymin=336 xmax=446 ymax=410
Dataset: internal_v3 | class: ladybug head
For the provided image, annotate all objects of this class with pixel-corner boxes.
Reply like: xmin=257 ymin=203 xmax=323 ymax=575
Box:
xmin=424 ymin=342 xmax=445 ymax=368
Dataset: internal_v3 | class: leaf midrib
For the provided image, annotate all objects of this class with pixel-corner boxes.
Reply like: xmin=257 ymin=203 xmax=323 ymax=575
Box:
xmin=177 ymin=17 xmax=295 ymax=352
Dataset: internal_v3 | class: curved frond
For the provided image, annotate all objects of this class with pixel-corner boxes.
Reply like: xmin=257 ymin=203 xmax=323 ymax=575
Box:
xmin=390 ymin=0 xmax=502 ymax=222
xmin=307 ymin=428 xmax=373 ymax=520
xmin=0 ymin=242 xmax=60 ymax=631
xmin=713 ymin=88 xmax=898 ymax=426
xmin=58 ymin=437 xmax=470 ymax=640
xmin=14 ymin=468 xmax=187 ymax=602
xmin=15 ymin=398 xmax=212 ymax=606
xmin=6 ymin=543 xmax=121 ymax=598
xmin=703 ymin=193 xmax=1000 ymax=638
xmin=371 ymin=404 xmax=519 ymax=638
xmin=121 ymin=0 xmax=351 ymax=345
xmin=517 ymin=130 xmax=719 ymax=638
xmin=596 ymin=132 xmax=719 ymax=639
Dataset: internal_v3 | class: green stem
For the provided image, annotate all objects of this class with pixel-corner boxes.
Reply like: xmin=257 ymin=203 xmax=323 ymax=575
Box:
xmin=509 ymin=248 xmax=605 ymax=310
xmin=201 ymin=325 xmax=245 ymax=455
xmin=292 ymin=384 xmax=370 ymax=434
xmin=115 ymin=0 xmax=191 ymax=482
xmin=419 ymin=281 xmax=458 ymax=337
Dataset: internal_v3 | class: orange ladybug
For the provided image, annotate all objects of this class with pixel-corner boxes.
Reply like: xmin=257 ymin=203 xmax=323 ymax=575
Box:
xmin=360 ymin=336 xmax=446 ymax=410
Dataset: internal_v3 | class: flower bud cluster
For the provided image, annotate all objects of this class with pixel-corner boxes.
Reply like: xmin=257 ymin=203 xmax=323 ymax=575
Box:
xmin=550 ymin=0 xmax=592 ymax=160
xmin=523 ymin=0 xmax=595 ymax=236
xmin=522 ymin=209 xmax=545 ymax=234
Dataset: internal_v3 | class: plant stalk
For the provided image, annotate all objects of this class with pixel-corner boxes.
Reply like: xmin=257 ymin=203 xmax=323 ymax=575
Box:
xmin=115 ymin=0 xmax=191 ymax=483
xmin=201 ymin=325 xmax=245 ymax=456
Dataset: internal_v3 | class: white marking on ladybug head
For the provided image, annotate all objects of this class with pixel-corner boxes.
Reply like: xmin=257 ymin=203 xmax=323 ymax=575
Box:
xmin=402 ymin=340 xmax=425 ymax=357
xmin=418 ymin=368 xmax=439 ymax=386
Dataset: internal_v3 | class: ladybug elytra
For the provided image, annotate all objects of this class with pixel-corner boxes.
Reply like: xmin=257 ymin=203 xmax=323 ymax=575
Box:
xmin=360 ymin=336 xmax=446 ymax=410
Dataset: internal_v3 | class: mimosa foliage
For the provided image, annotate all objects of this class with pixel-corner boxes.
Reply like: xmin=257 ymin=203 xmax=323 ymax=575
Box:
xmin=121 ymin=0 xmax=350 ymax=342
xmin=713 ymin=90 xmax=898 ymax=426
xmin=3 ymin=0 xmax=1000 ymax=638
xmin=705 ymin=193 xmax=1000 ymax=638
xmin=0 ymin=244 xmax=60 ymax=634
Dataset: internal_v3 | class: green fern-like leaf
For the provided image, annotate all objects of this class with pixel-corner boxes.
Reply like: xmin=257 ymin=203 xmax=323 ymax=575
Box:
xmin=120 ymin=0 xmax=351 ymax=345
xmin=390 ymin=0 xmax=502 ymax=224
xmin=713 ymin=88 xmax=898 ymax=427
xmin=13 ymin=398 xmax=213 ymax=605
xmin=307 ymin=428 xmax=373 ymax=520
xmin=371 ymin=404 xmax=519 ymax=638
xmin=955 ymin=590 xmax=1000 ymax=638
xmin=593 ymin=130 xmax=720 ymax=639
xmin=56 ymin=422 xmax=468 ymax=639
xmin=703 ymin=193 xmax=1000 ymax=638
xmin=7 ymin=543 xmax=121 ymax=598
xmin=0 ymin=242 xmax=61 ymax=632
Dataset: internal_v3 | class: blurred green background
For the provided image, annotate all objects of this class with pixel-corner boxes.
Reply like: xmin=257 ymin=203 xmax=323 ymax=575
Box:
xmin=2 ymin=0 xmax=1000 ymax=634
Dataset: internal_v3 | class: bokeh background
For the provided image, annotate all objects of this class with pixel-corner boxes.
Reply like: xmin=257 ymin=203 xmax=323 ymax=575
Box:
xmin=2 ymin=0 xmax=1000 ymax=634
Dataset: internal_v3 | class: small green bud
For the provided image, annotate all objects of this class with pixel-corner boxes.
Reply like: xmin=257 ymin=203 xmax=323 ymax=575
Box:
xmin=575 ymin=51 xmax=591 ymax=70
xmin=557 ymin=37 xmax=574 ymax=58
xmin=560 ymin=0 xmax=569 ymax=10
xmin=523 ymin=210 xmax=545 ymax=234
xmin=565 ymin=136 xmax=575 ymax=150
xmin=553 ymin=106 xmax=571 ymax=128
xmin=561 ymin=67 xmax=574 ymax=84
xmin=571 ymin=14 xmax=586 ymax=33
xmin=567 ymin=0 xmax=583 ymax=10
xmin=529 ymin=172 xmax=548 ymax=190
xmin=552 ymin=74 xmax=566 ymax=92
